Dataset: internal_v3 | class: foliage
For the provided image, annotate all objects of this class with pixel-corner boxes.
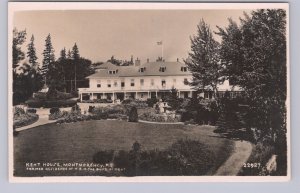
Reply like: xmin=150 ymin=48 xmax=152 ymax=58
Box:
xmin=50 ymin=107 xmax=60 ymax=115
xmin=113 ymin=139 xmax=215 ymax=176
xmin=165 ymin=88 xmax=181 ymax=110
xmin=13 ymin=63 xmax=44 ymax=105
xmin=107 ymin=55 xmax=122 ymax=66
xmin=185 ymin=19 xmax=222 ymax=98
xmin=178 ymin=97 xmax=219 ymax=125
xmin=42 ymin=34 xmax=55 ymax=79
xmin=93 ymin=150 xmax=115 ymax=164
xmin=26 ymin=108 xmax=37 ymax=114
xmin=13 ymin=112 xmax=39 ymax=128
xmin=27 ymin=35 xmax=39 ymax=69
xmin=146 ymin=98 xmax=158 ymax=107
xmin=14 ymin=107 xmax=25 ymax=116
xmin=139 ymin=112 xmax=180 ymax=123
xmin=128 ymin=106 xmax=138 ymax=122
xmin=12 ymin=28 xmax=27 ymax=68
xmin=26 ymin=98 xmax=77 ymax=108
xmin=217 ymin=9 xmax=287 ymax=168
xmin=122 ymin=99 xmax=148 ymax=110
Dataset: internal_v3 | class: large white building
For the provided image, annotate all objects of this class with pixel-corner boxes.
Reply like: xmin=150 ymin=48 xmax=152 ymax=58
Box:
xmin=78 ymin=59 xmax=241 ymax=102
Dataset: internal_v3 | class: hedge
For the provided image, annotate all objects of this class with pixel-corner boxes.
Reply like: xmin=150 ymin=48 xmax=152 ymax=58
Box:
xmin=26 ymin=99 xmax=77 ymax=108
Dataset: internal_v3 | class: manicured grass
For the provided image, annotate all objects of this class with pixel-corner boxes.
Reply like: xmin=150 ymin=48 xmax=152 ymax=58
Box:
xmin=14 ymin=120 xmax=234 ymax=176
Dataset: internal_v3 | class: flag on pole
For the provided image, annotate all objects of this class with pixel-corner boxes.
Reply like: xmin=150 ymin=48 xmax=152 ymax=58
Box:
xmin=157 ymin=41 xmax=163 ymax=45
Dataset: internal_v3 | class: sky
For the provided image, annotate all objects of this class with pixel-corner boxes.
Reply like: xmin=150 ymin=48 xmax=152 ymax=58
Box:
xmin=13 ymin=9 xmax=250 ymax=65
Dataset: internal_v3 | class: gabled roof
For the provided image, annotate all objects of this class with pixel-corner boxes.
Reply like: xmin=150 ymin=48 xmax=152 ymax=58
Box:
xmin=86 ymin=61 xmax=191 ymax=79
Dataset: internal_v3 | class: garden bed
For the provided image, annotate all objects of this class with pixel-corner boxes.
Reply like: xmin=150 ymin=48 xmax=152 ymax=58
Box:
xmin=13 ymin=112 xmax=39 ymax=128
xmin=139 ymin=112 xmax=181 ymax=123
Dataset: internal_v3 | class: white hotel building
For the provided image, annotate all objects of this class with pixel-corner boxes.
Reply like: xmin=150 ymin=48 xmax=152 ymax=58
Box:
xmin=78 ymin=59 xmax=241 ymax=102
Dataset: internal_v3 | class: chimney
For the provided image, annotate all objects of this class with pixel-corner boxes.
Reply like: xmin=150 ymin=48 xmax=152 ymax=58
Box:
xmin=147 ymin=58 xmax=149 ymax=63
xmin=135 ymin=57 xmax=141 ymax=66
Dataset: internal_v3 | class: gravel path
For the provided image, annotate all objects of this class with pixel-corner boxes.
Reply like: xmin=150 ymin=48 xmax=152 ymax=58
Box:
xmin=214 ymin=140 xmax=253 ymax=176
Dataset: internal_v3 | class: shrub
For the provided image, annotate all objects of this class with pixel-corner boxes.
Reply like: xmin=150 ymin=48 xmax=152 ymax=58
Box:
xmin=14 ymin=107 xmax=25 ymax=116
xmin=112 ymin=140 xmax=216 ymax=176
xmin=93 ymin=150 xmax=115 ymax=164
xmin=239 ymin=142 xmax=276 ymax=176
xmin=139 ymin=112 xmax=180 ymax=123
xmin=50 ymin=107 xmax=60 ymax=114
xmin=13 ymin=113 xmax=39 ymax=128
xmin=26 ymin=98 xmax=77 ymax=108
xmin=128 ymin=106 xmax=138 ymax=122
xmin=25 ymin=99 xmax=43 ymax=108
xmin=26 ymin=108 xmax=37 ymax=114
xmin=33 ymin=92 xmax=47 ymax=100
xmin=146 ymin=98 xmax=158 ymax=107
xmin=88 ymin=106 xmax=95 ymax=113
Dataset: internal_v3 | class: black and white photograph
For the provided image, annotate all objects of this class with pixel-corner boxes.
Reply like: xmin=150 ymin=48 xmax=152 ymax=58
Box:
xmin=8 ymin=2 xmax=290 ymax=182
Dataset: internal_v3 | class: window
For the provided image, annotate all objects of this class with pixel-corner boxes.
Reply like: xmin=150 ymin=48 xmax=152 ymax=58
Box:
xmin=97 ymin=84 xmax=101 ymax=88
xmin=159 ymin=66 xmax=166 ymax=72
xmin=184 ymin=78 xmax=188 ymax=85
xmin=140 ymin=79 xmax=144 ymax=86
xmin=131 ymin=79 xmax=135 ymax=87
xmin=139 ymin=67 xmax=146 ymax=73
xmin=121 ymin=82 xmax=125 ymax=87
xmin=109 ymin=70 xmax=117 ymax=74
xmin=151 ymin=79 xmax=154 ymax=86
xmin=114 ymin=80 xmax=118 ymax=87
xmin=161 ymin=80 xmax=166 ymax=87
xmin=107 ymin=80 xmax=111 ymax=88
xmin=181 ymin=67 xmax=187 ymax=72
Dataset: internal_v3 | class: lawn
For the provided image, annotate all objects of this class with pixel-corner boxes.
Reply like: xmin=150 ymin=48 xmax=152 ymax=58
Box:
xmin=14 ymin=120 xmax=234 ymax=176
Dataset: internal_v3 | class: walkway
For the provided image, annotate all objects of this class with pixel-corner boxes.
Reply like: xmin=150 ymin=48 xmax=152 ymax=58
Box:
xmin=214 ymin=140 xmax=253 ymax=176
xmin=15 ymin=108 xmax=56 ymax=132
xmin=138 ymin=119 xmax=184 ymax=125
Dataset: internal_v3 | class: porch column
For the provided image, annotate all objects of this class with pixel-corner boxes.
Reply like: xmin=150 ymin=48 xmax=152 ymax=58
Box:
xmin=80 ymin=93 xmax=83 ymax=102
xmin=155 ymin=91 xmax=158 ymax=98
xmin=178 ymin=91 xmax=181 ymax=98
xmin=190 ymin=91 xmax=193 ymax=98
xmin=91 ymin=93 xmax=94 ymax=100
xmin=112 ymin=92 xmax=115 ymax=103
xmin=148 ymin=91 xmax=150 ymax=99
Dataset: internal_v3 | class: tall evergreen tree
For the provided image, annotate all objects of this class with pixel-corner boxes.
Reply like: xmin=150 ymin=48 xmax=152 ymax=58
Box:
xmin=71 ymin=43 xmax=80 ymax=60
xmin=27 ymin=35 xmax=39 ymax=70
xmin=67 ymin=49 xmax=72 ymax=59
xmin=185 ymin=19 xmax=222 ymax=98
xmin=59 ymin=47 xmax=67 ymax=61
xmin=71 ymin=43 xmax=80 ymax=91
xmin=12 ymin=28 xmax=27 ymax=69
xmin=42 ymin=34 xmax=55 ymax=83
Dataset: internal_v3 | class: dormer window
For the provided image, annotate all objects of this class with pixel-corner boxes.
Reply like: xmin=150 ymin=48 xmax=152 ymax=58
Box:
xmin=108 ymin=70 xmax=117 ymax=74
xmin=159 ymin=66 xmax=166 ymax=72
xmin=139 ymin=67 xmax=146 ymax=73
xmin=181 ymin=67 xmax=187 ymax=72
